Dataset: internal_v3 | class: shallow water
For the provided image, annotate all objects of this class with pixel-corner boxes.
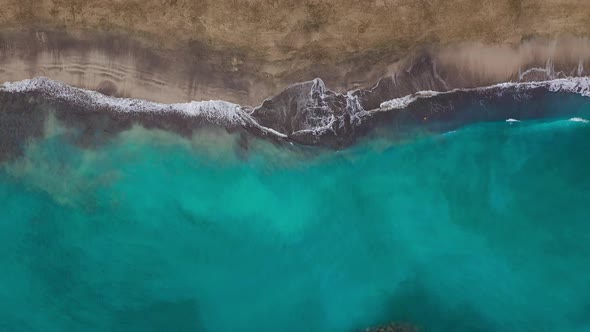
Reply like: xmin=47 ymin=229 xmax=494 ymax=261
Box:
xmin=1 ymin=95 xmax=590 ymax=332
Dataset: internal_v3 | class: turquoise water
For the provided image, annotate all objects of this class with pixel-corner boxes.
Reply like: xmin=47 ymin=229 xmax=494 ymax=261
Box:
xmin=1 ymin=100 xmax=590 ymax=331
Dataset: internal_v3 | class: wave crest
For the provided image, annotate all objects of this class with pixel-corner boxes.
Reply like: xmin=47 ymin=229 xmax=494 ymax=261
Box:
xmin=2 ymin=75 xmax=590 ymax=147
xmin=0 ymin=77 xmax=287 ymax=139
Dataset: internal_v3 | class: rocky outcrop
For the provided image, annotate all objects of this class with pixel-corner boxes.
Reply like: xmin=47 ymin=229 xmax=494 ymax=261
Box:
xmin=248 ymin=49 xmax=590 ymax=147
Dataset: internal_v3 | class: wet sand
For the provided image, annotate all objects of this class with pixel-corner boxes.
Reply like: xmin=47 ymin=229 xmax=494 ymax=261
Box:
xmin=2 ymin=3 xmax=590 ymax=331
xmin=1 ymin=29 xmax=590 ymax=108
xmin=2 ymin=1 xmax=590 ymax=151
xmin=1 ymin=75 xmax=587 ymax=162
xmin=2 ymin=1 xmax=590 ymax=106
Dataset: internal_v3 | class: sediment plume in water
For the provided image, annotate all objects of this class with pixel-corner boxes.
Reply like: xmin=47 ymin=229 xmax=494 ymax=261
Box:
xmin=2 ymin=72 xmax=590 ymax=153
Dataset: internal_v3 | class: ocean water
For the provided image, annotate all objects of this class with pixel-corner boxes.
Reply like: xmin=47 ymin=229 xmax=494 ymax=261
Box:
xmin=1 ymin=94 xmax=590 ymax=332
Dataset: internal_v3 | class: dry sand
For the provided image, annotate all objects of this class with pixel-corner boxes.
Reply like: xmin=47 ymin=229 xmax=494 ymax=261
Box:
xmin=1 ymin=1 xmax=590 ymax=104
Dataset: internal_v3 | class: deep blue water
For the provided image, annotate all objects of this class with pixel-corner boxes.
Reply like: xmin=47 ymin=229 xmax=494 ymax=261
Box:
xmin=1 ymin=95 xmax=590 ymax=332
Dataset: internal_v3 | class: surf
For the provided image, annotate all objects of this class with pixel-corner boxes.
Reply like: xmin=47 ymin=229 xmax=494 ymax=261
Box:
xmin=2 ymin=75 xmax=590 ymax=150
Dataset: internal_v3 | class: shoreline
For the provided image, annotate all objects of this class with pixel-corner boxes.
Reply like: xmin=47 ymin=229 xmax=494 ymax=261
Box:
xmin=1 ymin=74 xmax=589 ymax=158
xmin=2 ymin=29 xmax=590 ymax=106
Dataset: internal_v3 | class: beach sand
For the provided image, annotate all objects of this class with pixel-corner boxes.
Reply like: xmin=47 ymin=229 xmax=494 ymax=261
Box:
xmin=1 ymin=1 xmax=590 ymax=105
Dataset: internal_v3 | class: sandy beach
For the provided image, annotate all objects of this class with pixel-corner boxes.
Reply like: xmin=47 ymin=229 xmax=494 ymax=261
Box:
xmin=1 ymin=1 xmax=590 ymax=106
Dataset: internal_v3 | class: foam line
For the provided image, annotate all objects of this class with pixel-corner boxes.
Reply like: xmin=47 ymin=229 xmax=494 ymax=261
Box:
xmin=379 ymin=77 xmax=590 ymax=112
xmin=0 ymin=77 xmax=288 ymax=138
xmin=3 ymin=76 xmax=590 ymax=144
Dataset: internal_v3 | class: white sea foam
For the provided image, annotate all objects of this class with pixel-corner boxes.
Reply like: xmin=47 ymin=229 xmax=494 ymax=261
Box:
xmin=569 ymin=117 xmax=590 ymax=123
xmin=379 ymin=77 xmax=590 ymax=112
xmin=0 ymin=77 xmax=288 ymax=138
xmin=3 ymin=76 xmax=590 ymax=141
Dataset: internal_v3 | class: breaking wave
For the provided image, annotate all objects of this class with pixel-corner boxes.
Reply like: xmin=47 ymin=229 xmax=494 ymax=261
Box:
xmin=0 ymin=77 xmax=287 ymax=139
xmin=569 ymin=117 xmax=590 ymax=123
xmin=2 ymin=75 xmax=590 ymax=146
xmin=379 ymin=77 xmax=590 ymax=111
